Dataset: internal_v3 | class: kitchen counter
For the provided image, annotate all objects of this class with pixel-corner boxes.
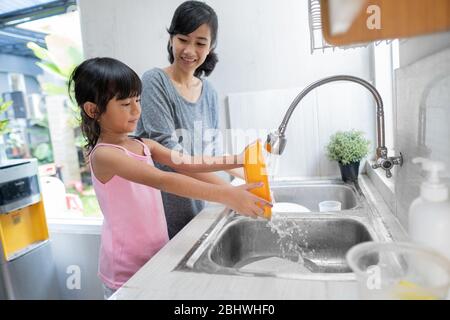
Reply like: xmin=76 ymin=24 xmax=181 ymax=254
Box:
xmin=110 ymin=174 xmax=408 ymax=300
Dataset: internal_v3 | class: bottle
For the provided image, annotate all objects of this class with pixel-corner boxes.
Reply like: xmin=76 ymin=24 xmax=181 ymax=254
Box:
xmin=408 ymin=157 xmax=450 ymax=260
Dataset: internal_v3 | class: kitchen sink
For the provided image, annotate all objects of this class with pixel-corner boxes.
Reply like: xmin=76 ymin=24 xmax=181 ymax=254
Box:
xmin=209 ymin=217 xmax=372 ymax=274
xmin=175 ymin=179 xmax=388 ymax=281
xmin=270 ymin=180 xmax=359 ymax=211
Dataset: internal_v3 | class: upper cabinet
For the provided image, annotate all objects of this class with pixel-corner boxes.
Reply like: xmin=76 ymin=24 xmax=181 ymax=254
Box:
xmin=321 ymin=0 xmax=450 ymax=46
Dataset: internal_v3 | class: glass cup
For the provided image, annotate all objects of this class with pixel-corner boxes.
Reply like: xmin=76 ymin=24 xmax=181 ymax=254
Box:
xmin=318 ymin=200 xmax=342 ymax=212
xmin=346 ymin=241 xmax=450 ymax=300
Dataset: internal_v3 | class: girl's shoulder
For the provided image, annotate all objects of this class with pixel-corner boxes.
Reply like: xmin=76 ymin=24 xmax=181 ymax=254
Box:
xmin=91 ymin=138 xmax=149 ymax=163
xmin=90 ymin=143 xmax=128 ymax=161
xmin=89 ymin=144 xmax=127 ymax=180
xmin=139 ymin=137 xmax=156 ymax=153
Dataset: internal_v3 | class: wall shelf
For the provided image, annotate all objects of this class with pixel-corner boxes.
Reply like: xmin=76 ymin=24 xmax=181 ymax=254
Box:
xmin=320 ymin=0 xmax=450 ymax=46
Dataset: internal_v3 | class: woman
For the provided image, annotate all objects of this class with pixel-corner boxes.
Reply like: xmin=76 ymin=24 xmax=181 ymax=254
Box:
xmin=136 ymin=1 xmax=240 ymax=238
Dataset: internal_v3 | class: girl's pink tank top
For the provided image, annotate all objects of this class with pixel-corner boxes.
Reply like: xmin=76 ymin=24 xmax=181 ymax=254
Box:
xmin=89 ymin=139 xmax=169 ymax=289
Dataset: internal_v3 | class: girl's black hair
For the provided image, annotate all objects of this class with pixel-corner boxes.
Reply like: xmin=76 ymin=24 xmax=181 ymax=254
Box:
xmin=167 ymin=0 xmax=219 ymax=77
xmin=68 ymin=57 xmax=142 ymax=154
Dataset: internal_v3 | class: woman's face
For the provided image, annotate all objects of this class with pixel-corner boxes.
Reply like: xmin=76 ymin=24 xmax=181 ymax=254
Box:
xmin=171 ymin=23 xmax=212 ymax=74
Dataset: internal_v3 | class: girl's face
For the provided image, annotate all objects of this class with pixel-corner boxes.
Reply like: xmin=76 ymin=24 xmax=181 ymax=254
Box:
xmin=98 ymin=96 xmax=141 ymax=134
xmin=171 ymin=23 xmax=212 ymax=74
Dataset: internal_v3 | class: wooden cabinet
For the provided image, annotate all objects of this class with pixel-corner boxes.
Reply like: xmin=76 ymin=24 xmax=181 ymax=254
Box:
xmin=321 ymin=0 xmax=450 ymax=46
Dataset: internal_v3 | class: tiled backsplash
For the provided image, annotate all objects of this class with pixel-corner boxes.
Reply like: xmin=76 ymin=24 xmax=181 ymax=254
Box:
xmin=395 ymin=47 xmax=450 ymax=231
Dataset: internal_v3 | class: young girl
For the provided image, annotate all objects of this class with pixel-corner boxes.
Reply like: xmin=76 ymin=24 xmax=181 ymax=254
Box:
xmin=69 ymin=57 xmax=270 ymax=298
xmin=136 ymin=1 xmax=240 ymax=239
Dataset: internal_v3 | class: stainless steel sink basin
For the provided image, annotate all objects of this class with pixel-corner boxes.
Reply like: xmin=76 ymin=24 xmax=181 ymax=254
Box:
xmin=209 ymin=217 xmax=372 ymax=274
xmin=175 ymin=179 xmax=388 ymax=281
xmin=271 ymin=181 xmax=359 ymax=211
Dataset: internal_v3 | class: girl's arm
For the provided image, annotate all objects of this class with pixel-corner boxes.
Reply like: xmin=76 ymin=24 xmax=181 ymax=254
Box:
xmin=145 ymin=139 xmax=243 ymax=173
xmin=225 ymin=168 xmax=245 ymax=180
xmin=178 ymin=171 xmax=229 ymax=185
xmin=91 ymin=147 xmax=271 ymax=217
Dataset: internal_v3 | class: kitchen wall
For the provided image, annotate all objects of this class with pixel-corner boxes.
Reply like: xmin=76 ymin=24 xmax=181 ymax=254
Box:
xmin=78 ymin=0 xmax=376 ymax=178
xmin=226 ymin=84 xmax=376 ymax=178
xmin=49 ymin=226 xmax=103 ymax=299
xmin=399 ymin=32 xmax=450 ymax=68
xmin=78 ymin=0 xmax=373 ymax=92
xmin=394 ymin=33 xmax=450 ymax=231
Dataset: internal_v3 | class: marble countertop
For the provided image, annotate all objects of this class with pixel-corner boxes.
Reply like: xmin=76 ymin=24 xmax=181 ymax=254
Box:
xmin=111 ymin=175 xmax=407 ymax=300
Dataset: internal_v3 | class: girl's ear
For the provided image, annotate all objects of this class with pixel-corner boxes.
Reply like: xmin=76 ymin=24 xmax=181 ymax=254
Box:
xmin=83 ymin=102 xmax=99 ymax=119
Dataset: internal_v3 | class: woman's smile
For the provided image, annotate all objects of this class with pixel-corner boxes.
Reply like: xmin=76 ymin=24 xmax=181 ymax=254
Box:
xmin=180 ymin=56 xmax=197 ymax=65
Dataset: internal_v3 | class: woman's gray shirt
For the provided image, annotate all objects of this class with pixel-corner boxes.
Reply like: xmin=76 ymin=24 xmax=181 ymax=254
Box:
xmin=135 ymin=68 xmax=220 ymax=238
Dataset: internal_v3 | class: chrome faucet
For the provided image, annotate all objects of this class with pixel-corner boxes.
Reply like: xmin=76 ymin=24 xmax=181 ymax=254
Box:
xmin=265 ymin=75 xmax=403 ymax=178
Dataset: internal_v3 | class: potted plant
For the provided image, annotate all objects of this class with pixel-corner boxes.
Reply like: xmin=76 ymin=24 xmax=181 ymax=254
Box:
xmin=326 ymin=130 xmax=370 ymax=182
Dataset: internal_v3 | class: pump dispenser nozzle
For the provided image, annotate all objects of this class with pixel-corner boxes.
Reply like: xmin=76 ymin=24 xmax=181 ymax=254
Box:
xmin=412 ymin=157 xmax=448 ymax=202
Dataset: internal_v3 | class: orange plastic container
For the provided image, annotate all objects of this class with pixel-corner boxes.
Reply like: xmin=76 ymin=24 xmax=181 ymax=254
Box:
xmin=243 ymin=140 xmax=272 ymax=219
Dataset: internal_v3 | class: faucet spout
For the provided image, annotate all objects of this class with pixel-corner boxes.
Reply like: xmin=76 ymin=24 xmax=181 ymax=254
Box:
xmin=265 ymin=75 xmax=403 ymax=178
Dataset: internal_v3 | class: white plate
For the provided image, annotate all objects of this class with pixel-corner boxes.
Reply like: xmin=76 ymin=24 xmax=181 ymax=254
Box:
xmin=272 ymin=202 xmax=311 ymax=213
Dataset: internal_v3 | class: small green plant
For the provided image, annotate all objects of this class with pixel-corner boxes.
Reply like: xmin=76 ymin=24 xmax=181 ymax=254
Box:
xmin=326 ymin=130 xmax=370 ymax=165
xmin=0 ymin=98 xmax=13 ymax=135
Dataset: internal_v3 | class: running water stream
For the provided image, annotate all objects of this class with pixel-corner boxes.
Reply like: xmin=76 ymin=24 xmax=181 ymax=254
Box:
xmin=237 ymin=150 xmax=318 ymax=274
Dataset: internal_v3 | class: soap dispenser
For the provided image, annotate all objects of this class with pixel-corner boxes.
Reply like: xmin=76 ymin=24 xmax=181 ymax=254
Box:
xmin=408 ymin=157 xmax=450 ymax=260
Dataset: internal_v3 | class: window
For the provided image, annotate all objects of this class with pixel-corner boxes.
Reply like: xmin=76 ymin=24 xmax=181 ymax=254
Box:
xmin=1 ymin=8 xmax=102 ymax=223
xmin=8 ymin=73 xmax=26 ymax=92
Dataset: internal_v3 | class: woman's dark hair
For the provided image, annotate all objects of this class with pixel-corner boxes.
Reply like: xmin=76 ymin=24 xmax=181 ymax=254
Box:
xmin=167 ymin=0 xmax=218 ymax=77
xmin=68 ymin=57 xmax=142 ymax=154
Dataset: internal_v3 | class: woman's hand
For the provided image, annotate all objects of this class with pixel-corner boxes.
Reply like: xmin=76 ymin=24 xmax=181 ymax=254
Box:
xmin=220 ymin=182 xmax=272 ymax=218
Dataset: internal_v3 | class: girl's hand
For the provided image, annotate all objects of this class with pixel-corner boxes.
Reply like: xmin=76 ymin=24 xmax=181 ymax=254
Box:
xmin=221 ymin=182 xmax=273 ymax=218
